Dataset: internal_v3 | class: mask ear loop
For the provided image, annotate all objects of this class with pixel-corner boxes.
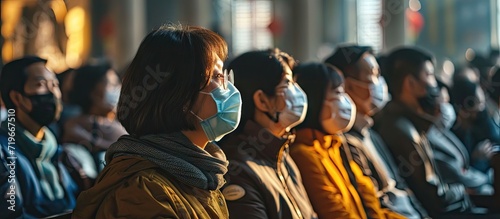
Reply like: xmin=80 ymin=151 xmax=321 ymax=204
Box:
xmin=189 ymin=110 xmax=203 ymax=121
xmin=228 ymin=69 xmax=235 ymax=84
xmin=263 ymin=89 xmax=284 ymax=123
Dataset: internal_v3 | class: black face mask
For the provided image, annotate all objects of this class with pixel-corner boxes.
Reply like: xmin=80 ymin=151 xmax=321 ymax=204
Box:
xmin=417 ymin=85 xmax=440 ymax=117
xmin=23 ymin=93 xmax=58 ymax=126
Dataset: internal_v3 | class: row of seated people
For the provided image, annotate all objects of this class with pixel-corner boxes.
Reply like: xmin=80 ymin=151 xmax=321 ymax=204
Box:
xmin=1 ymin=25 xmax=500 ymax=218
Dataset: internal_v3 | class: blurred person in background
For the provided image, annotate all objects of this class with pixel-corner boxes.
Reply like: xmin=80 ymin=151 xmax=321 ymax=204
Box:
xmin=0 ymin=98 xmax=6 ymax=122
xmin=44 ymin=68 xmax=80 ymax=142
xmin=373 ymin=47 xmax=479 ymax=218
xmin=55 ymin=68 xmax=81 ymax=138
xmin=450 ymin=67 xmax=497 ymax=173
xmin=427 ymin=79 xmax=493 ymax=195
xmin=61 ymin=62 xmax=127 ymax=190
xmin=487 ymin=66 xmax=500 ymax=132
xmin=292 ymin=62 xmax=405 ymax=219
xmin=0 ymin=56 xmax=77 ymax=218
xmin=326 ymin=45 xmax=429 ymax=219
xmin=219 ymin=49 xmax=317 ymax=219
xmin=73 ymin=25 xmax=239 ymax=218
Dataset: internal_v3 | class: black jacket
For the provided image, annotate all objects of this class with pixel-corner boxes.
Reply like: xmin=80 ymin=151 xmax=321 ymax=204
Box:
xmin=373 ymin=101 xmax=472 ymax=218
xmin=346 ymin=122 xmax=429 ymax=219
xmin=219 ymin=120 xmax=317 ymax=219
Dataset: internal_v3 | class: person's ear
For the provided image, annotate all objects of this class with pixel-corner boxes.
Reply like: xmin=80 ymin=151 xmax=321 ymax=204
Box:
xmin=9 ymin=90 xmax=31 ymax=110
xmin=253 ymin=90 xmax=274 ymax=113
xmin=402 ymin=75 xmax=415 ymax=93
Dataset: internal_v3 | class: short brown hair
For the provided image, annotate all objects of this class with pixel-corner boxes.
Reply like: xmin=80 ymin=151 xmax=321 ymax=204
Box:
xmin=117 ymin=24 xmax=228 ymax=137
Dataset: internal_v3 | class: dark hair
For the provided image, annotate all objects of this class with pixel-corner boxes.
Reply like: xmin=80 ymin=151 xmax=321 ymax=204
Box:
xmin=56 ymin=68 xmax=75 ymax=88
xmin=451 ymin=67 xmax=483 ymax=111
xmin=294 ymin=63 xmax=343 ymax=132
xmin=69 ymin=62 xmax=112 ymax=113
xmin=227 ymin=48 xmax=296 ymax=133
xmin=324 ymin=45 xmax=373 ymax=79
xmin=117 ymin=25 xmax=228 ymax=137
xmin=377 ymin=54 xmax=388 ymax=78
xmin=469 ymin=54 xmax=493 ymax=85
xmin=0 ymin=56 xmax=47 ymax=109
xmin=490 ymin=66 xmax=500 ymax=103
xmin=385 ymin=47 xmax=434 ymax=98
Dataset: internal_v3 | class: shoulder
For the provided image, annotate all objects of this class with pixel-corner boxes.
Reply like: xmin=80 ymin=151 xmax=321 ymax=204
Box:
xmin=224 ymin=158 xmax=265 ymax=187
xmin=374 ymin=113 xmax=420 ymax=145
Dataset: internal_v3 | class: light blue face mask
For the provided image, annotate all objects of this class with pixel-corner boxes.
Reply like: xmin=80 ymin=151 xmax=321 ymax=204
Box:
xmin=191 ymin=81 xmax=242 ymax=142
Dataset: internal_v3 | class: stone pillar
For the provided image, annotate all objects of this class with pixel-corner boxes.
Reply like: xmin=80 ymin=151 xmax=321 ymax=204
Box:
xmin=108 ymin=0 xmax=146 ymax=70
xmin=382 ymin=0 xmax=408 ymax=52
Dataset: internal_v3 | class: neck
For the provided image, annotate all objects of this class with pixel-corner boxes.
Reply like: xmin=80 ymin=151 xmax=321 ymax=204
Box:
xmin=254 ymin=111 xmax=286 ymax=138
xmin=88 ymin=106 xmax=110 ymax=117
xmin=456 ymin=110 xmax=472 ymax=129
xmin=182 ymin=127 xmax=209 ymax=149
xmin=17 ymin=110 xmax=44 ymax=141
xmin=353 ymin=112 xmax=373 ymax=133
xmin=397 ymin=93 xmax=423 ymax=114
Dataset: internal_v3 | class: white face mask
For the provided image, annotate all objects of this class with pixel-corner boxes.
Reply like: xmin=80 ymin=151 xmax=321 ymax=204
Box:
xmin=347 ymin=75 xmax=390 ymax=114
xmin=370 ymin=76 xmax=390 ymax=110
xmin=321 ymin=94 xmax=356 ymax=134
xmin=439 ymin=102 xmax=456 ymax=130
xmin=0 ymin=107 xmax=6 ymax=122
xmin=274 ymin=83 xmax=308 ymax=129
xmin=105 ymin=86 xmax=121 ymax=108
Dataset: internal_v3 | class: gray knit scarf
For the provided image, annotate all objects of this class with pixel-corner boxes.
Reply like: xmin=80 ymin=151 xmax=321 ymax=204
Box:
xmin=105 ymin=132 xmax=229 ymax=190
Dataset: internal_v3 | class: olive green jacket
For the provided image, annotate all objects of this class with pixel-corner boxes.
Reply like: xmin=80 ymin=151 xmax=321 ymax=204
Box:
xmin=72 ymin=155 xmax=229 ymax=219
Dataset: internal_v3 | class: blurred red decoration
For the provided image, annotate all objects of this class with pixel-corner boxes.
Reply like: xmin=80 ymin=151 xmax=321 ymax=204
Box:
xmin=267 ymin=17 xmax=283 ymax=36
xmin=99 ymin=16 xmax=114 ymax=38
xmin=406 ymin=9 xmax=424 ymax=34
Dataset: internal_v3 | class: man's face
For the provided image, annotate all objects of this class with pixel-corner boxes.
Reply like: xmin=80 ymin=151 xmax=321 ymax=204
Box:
xmin=344 ymin=53 xmax=381 ymax=115
xmin=23 ymin=62 xmax=62 ymax=120
xmin=410 ymin=61 xmax=436 ymax=96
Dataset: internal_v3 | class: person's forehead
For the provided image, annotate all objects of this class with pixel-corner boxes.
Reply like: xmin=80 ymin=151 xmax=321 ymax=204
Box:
xmin=283 ymin=65 xmax=293 ymax=78
xmin=358 ymin=53 xmax=378 ymax=72
xmin=25 ymin=62 xmax=55 ymax=80
xmin=215 ymin=57 xmax=224 ymax=68
xmin=423 ymin=60 xmax=434 ymax=73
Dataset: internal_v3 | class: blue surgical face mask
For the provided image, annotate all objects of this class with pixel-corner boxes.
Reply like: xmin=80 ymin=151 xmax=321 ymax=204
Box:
xmin=191 ymin=81 xmax=242 ymax=142
xmin=105 ymin=86 xmax=121 ymax=108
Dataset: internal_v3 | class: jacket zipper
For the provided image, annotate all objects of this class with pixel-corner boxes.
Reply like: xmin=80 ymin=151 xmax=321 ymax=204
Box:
xmin=277 ymin=142 xmax=304 ymax=219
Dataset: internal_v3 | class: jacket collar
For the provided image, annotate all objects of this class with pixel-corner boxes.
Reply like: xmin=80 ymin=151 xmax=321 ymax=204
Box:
xmin=351 ymin=113 xmax=373 ymax=137
xmin=385 ymin=100 xmax=435 ymax=133
xmin=294 ymin=128 xmax=343 ymax=150
xmin=241 ymin=120 xmax=293 ymax=162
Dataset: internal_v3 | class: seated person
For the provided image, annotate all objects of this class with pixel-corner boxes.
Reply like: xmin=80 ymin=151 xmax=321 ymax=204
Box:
xmin=219 ymin=49 xmax=317 ymax=219
xmin=326 ymin=45 xmax=429 ymax=218
xmin=292 ymin=62 xmax=405 ymax=219
xmin=487 ymin=66 xmax=500 ymax=130
xmin=61 ymin=62 xmax=127 ymax=189
xmin=373 ymin=47 xmax=476 ymax=217
xmin=55 ymin=68 xmax=81 ymax=141
xmin=450 ymin=67 xmax=497 ymax=173
xmin=0 ymin=56 xmax=77 ymax=218
xmin=427 ymin=80 xmax=493 ymax=195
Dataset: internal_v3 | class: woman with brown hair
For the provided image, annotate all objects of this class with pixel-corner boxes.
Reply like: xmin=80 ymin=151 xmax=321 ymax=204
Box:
xmin=73 ymin=24 xmax=242 ymax=218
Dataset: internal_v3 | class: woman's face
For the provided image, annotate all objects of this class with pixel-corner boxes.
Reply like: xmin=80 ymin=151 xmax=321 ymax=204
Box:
xmin=320 ymin=82 xmax=356 ymax=134
xmin=190 ymin=56 xmax=225 ymax=121
xmin=271 ymin=65 xmax=308 ymax=130
xmin=92 ymin=70 xmax=121 ymax=114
